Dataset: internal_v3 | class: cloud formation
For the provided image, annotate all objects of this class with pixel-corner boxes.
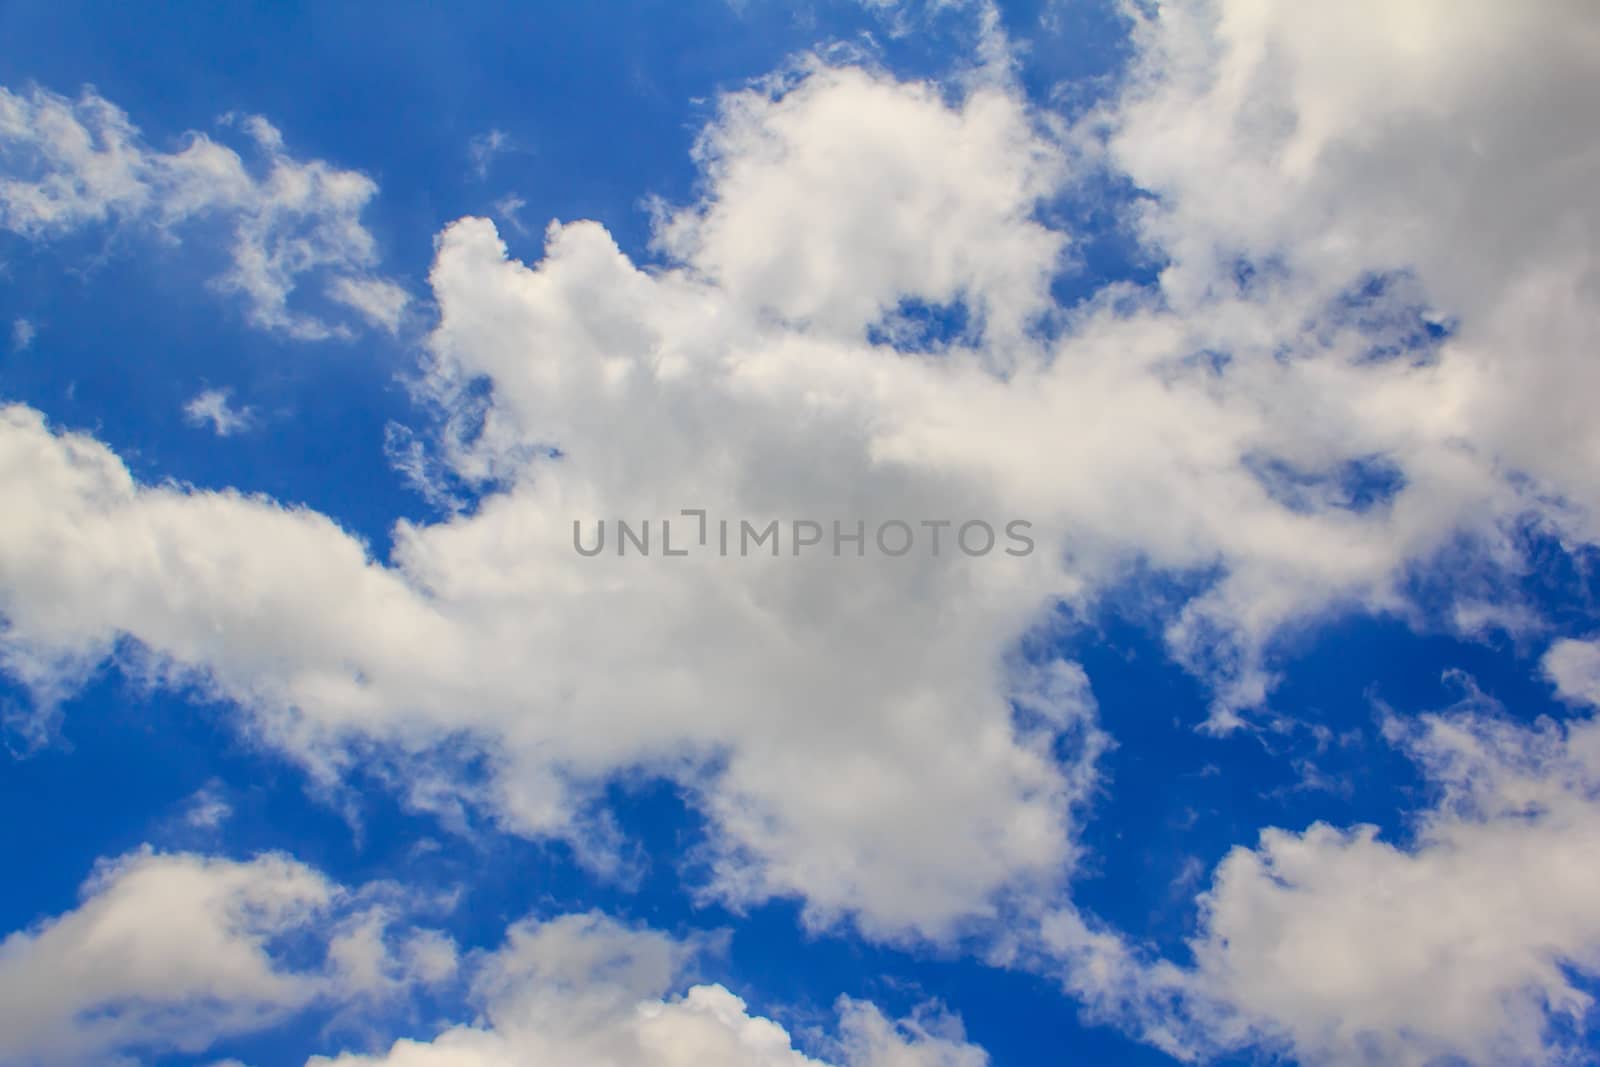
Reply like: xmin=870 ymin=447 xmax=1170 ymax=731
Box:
xmin=3 ymin=0 xmax=1599 ymax=937
xmin=184 ymin=387 xmax=256 ymax=437
xmin=1 ymin=2 xmax=1599 ymax=1063
xmin=1042 ymin=643 xmax=1600 ymax=1066
xmin=0 ymin=847 xmax=976 ymax=1067
xmin=0 ymin=848 xmax=452 ymax=1067
xmin=1016 ymin=1 xmax=1600 ymax=1060
xmin=0 ymin=87 xmax=402 ymax=339
xmin=313 ymin=911 xmax=988 ymax=1067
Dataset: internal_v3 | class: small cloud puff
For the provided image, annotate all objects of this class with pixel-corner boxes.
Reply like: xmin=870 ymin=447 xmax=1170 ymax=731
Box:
xmin=184 ymin=781 xmax=234 ymax=830
xmin=469 ymin=128 xmax=513 ymax=179
xmin=184 ymin=388 xmax=255 ymax=437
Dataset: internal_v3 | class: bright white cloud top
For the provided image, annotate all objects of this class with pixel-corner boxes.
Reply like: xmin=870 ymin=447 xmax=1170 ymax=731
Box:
xmin=0 ymin=1 xmax=1598 ymax=1065
xmin=0 ymin=849 xmax=455 ymax=1065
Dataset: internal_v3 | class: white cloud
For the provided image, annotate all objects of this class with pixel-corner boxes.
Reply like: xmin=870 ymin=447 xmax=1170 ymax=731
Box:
xmin=10 ymin=317 xmax=34 ymax=351
xmin=0 ymin=396 xmax=1101 ymax=941
xmin=1099 ymin=0 xmax=1600 ymax=551
xmin=330 ymin=275 xmax=410 ymax=334
xmin=311 ymin=911 xmax=987 ymax=1067
xmin=3 ymin=4 xmax=1600 ymax=947
xmin=0 ymin=848 xmax=452 ymax=1067
xmin=185 ymin=780 xmax=235 ymax=829
xmin=651 ymin=59 xmax=1066 ymax=354
xmin=0 ymin=52 xmax=1118 ymax=943
xmin=0 ymin=86 xmax=406 ymax=340
xmin=491 ymin=193 xmax=527 ymax=233
xmin=1038 ymin=649 xmax=1600 ymax=1066
xmin=0 ymin=12 xmax=1593 ymax=1062
xmin=1547 ymin=636 xmax=1600 ymax=709
xmin=1019 ymin=0 xmax=1599 ymax=709
xmin=0 ymin=848 xmax=969 ymax=1067
xmin=1007 ymin=1 xmax=1600 ymax=1056
xmin=1199 ymin=708 xmax=1600 ymax=1065
xmin=468 ymin=129 xmax=512 ymax=180
xmin=184 ymin=387 xmax=255 ymax=436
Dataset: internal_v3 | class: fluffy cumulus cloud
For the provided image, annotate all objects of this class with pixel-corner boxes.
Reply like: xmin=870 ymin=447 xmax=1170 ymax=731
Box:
xmin=1020 ymin=2 xmax=1600 ymax=1062
xmin=1042 ymin=644 xmax=1600 ymax=1066
xmin=1047 ymin=0 xmax=1600 ymax=709
xmin=0 ymin=86 xmax=402 ymax=339
xmin=313 ymin=911 xmax=987 ymax=1067
xmin=651 ymin=59 xmax=1066 ymax=354
xmin=2 ymin=1 xmax=1600 ymax=1063
xmin=1104 ymin=0 xmax=1600 ymax=546
xmin=0 ymin=850 xmax=967 ymax=1067
xmin=0 ymin=848 xmax=454 ymax=1067
xmin=0 ymin=54 xmax=1113 ymax=942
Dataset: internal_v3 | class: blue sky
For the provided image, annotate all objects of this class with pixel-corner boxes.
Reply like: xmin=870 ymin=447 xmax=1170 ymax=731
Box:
xmin=2 ymin=3 xmax=1600 ymax=1066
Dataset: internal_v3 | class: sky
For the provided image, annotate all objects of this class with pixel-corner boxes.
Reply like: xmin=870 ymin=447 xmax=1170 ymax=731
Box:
xmin=1 ymin=2 xmax=1599 ymax=1066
